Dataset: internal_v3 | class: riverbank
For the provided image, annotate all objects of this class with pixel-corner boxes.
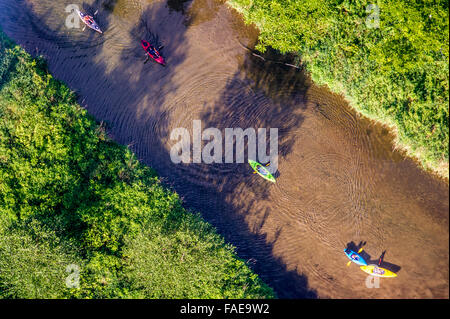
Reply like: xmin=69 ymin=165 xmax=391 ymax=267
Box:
xmin=0 ymin=28 xmax=275 ymax=298
xmin=227 ymin=0 xmax=449 ymax=180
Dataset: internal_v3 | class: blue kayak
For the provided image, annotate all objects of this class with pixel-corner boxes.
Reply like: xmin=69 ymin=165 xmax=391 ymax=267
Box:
xmin=344 ymin=248 xmax=368 ymax=266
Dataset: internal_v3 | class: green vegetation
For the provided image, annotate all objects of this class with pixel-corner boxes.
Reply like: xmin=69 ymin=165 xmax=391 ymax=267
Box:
xmin=0 ymin=29 xmax=274 ymax=299
xmin=228 ymin=0 xmax=449 ymax=178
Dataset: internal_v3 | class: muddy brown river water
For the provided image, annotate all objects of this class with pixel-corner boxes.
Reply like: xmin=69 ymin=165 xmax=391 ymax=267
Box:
xmin=0 ymin=0 xmax=448 ymax=298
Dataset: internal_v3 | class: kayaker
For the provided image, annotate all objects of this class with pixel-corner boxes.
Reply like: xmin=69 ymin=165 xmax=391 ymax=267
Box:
xmin=84 ymin=17 xmax=93 ymax=25
xmin=148 ymin=46 xmax=158 ymax=57
xmin=257 ymin=166 xmax=268 ymax=176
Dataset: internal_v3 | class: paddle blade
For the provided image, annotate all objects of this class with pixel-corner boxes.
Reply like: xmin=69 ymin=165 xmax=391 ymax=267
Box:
xmin=253 ymin=171 xmax=257 ymax=174
xmin=94 ymin=10 xmax=98 ymax=15
xmin=265 ymin=163 xmax=270 ymax=166
xmin=158 ymin=45 xmax=164 ymax=51
xmin=357 ymin=247 xmax=364 ymax=253
xmin=347 ymin=261 xmax=351 ymax=267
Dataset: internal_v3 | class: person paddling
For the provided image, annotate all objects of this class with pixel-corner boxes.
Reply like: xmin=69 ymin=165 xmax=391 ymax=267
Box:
xmin=84 ymin=16 xmax=93 ymax=25
xmin=257 ymin=165 xmax=269 ymax=176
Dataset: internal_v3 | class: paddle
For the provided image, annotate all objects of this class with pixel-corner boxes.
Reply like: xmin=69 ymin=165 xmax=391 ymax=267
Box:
xmin=94 ymin=10 xmax=98 ymax=15
xmin=144 ymin=56 xmax=150 ymax=64
xmin=378 ymin=250 xmax=386 ymax=266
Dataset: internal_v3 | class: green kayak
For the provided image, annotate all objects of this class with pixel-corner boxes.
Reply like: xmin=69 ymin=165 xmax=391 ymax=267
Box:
xmin=248 ymin=159 xmax=276 ymax=183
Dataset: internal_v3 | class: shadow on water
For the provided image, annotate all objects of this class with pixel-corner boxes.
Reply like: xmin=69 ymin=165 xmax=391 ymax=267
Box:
xmin=198 ymin=49 xmax=310 ymax=187
xmin=373 ymin=250 xmax=401 ymax=273
xmin=102 ymin=0 xmax=119 ymax=12
xmin=175 ymin=51 xmax=317 ymax=297
xmin=167 ymin=0 xmax=192 ymax=14
xmin=0 ymin=0 xmax=320 ymax=298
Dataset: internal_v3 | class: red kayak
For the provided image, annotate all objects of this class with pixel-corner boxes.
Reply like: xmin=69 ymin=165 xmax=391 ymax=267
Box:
xmin=141 ymin=40 xmax=166 ymax=66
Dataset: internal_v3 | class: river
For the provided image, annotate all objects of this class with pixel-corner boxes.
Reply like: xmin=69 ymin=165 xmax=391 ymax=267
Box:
xmin=0 ymin=0 xmax=448 ymax=298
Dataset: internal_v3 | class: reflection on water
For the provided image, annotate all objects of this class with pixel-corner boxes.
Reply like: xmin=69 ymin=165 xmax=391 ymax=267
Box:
xmin=0 ymin=0 xmax=448 ymax=298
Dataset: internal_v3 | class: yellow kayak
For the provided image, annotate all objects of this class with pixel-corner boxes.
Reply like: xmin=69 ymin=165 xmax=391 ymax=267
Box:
xmin=360 ymin=265 xmax=397 ymax=278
